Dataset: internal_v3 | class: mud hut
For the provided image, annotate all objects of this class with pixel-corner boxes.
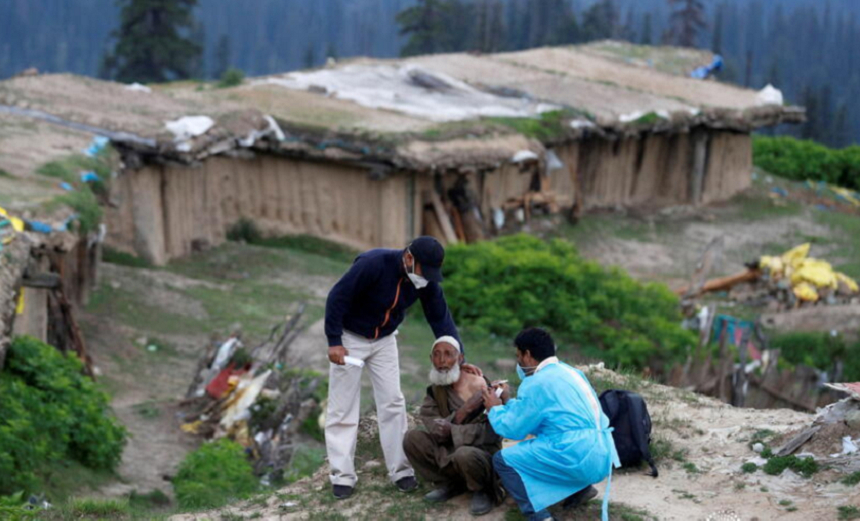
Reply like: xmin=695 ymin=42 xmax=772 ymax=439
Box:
xmin=0 ymin=41 xmax=803 ymax=265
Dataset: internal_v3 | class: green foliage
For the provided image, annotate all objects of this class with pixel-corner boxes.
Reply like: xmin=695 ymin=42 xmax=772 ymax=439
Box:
xmin=753 ymin=135 xmax=860 ymax=191
xmin=741 ymin=462 xmax=758 ymax=474
xmin=128 ymin=488 xmax=171 ymax=509
xmin=227 ymin=218 xmax=262 ymax=243
xmin=0 ymin=492 xmax=37 ymax=520
xmin=252 ymin=234 xmax=358 ymax=264
xmin=64 ymin=497 xmax=130 ymax=517
xmin=0 ymin=336 xmax=127 ymax=495
xmin=488 ymin=110 xmax=589 ymax=142
xmin=0 ymin=169 xmax=13 ymax=178
xmin=173 ymin=439 xmax=257 ymax=510
xmin=839 ymin=505 xmax=860 ymax=521
xmin=770 ymin=331 xmax=860 ymax=381
xmin=841 ymin=471 xmax=860 ymax=486
xmin=102 ymin=246 xmax=151 ymax=268
xmin=396 ymin=0 xmax=472 ymax=57
xmin=37 ymin=152 xmax=112 ymax=235
xmin=217 ymin=68 xmax=245 ymax=88
xmin=443 ymin=235 xmax=696 ymax=371
xmin=282 ymin=446 xmax=326 ymax=484
xmin=763 ymin=455 xmax=819 ymax=477
xmin=102 ymin=0 xmax=202 ymax=83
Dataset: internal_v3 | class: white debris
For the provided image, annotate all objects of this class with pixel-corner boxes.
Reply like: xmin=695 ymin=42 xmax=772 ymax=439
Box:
xmin=752 ymin=443 xmax=765 ymax=453
xmin=165 ymin=115 xmax=215 ymax=141
xmin=756 ymin=84 xmax=784 ymax=106
xmin=257 ymin=63 xmax=552 ymax=122
xmin=512 ymin=150 xmax=539 ymax=163
xmin=238 ymin=114 xmax=286 ymax=147
xmin=830 ymin=436 xmax=858 ymax=457
xmin=125 ymin=82 xmax=152 ymax=93
xmin=546 ymin=150 xmax=565 ymax=171
xmin=570 ymin=119 xmax=596 ymax=129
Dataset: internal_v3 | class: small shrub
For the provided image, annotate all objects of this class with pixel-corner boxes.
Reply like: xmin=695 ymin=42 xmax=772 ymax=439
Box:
xmin=741 ymin=462 xmax=758 ymax=473
xmin=0 ymin=336 xmax=126 ymax=495
xmin=226 ymin=218 xmax=262 ymax=243
xmin=218 ymin=68 xmax=245 ymax=88
xmin=444 ymin=235 xmax=695 ymax=372
xmin=128 ymin=488 xmax=171 ymax=509
xmin=173 ymin=439 xmax=257 ymax=510
xmin=0 ymin=492 xmax=37 ymax=520
xmin=65 ymin=497 xmax=129 ymax=517
xmin=753 ymin=135 xmax=860 ymax=191
xmin=102 ymin=246 xmax=151 ymax=268
xmin=763 ymin=455 xmax=819 ymax=478
xmin=841 ymin=471 xmax=860 ymax=486
xmin=839 ymin=505 xmax=860 ymax=521
xmin=770 ymin=331 xmax=860 ymax=381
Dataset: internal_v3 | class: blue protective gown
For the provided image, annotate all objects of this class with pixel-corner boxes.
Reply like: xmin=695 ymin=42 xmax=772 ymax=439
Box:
xmin=488 ymin=359 xmax=620 ymax=518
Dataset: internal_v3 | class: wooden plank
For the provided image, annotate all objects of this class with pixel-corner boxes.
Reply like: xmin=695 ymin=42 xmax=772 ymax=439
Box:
xmin=427 ymin=190 xmax=458 ymax=245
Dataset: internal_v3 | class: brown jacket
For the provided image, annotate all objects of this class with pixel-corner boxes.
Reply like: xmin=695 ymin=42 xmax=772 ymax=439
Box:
xmin=418 ymin=379 xmax=502 ymax=468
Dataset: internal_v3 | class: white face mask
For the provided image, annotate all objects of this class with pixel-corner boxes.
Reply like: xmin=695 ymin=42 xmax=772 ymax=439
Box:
xmin=405 ymin=250 xmax=429 ymax=289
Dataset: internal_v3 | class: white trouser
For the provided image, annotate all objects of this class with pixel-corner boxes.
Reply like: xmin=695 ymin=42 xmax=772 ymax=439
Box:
xmin=325 ymin=331 xmax=414 ymax=486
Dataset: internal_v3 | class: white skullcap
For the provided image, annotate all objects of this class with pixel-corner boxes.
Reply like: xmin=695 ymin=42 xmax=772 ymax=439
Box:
xmin=432 ymin=335 xmax=461 ymax=353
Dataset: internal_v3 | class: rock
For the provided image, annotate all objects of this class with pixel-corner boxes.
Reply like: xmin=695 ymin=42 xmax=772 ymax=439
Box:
xmin=752 ymin=443 xmax=764 ymax=453
xmin=362 ymin=459 xmax=382 ymax=469
xmin=846 ymin=410 xmax=860 ymax=430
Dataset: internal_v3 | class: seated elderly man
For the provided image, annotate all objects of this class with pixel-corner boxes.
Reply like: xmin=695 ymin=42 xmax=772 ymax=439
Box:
xmin=403 ymin=336 xmax=502 ymax=516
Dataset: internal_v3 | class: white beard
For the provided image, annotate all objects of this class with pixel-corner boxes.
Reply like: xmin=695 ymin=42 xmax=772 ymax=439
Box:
xmin=428 ymin=363 xmax=461 ymax=386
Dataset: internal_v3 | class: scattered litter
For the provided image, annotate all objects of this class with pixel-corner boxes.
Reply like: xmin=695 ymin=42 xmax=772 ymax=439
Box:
xmin=569 ymin=119 xmax=596 ymax=129
xmin=146 ymin=344 xmax=158 ymax=352
xmin=238 ymin=114 xmax=286 ymax=147
xmin=770 ymin=187 xmax=788 ymax=198
xmin=756 ymin=84 xmax=784 ymax=106
xmin=165 ymin=115 xmax=215 ymax=141
xmin=124 ymin=82 xmax=152 ymax=93
xmin=83 ymin=136 xmax=109 ymax=157
xmin=690 ymin=55 xmax=723 ymax=79
xmin=280 ymin=501 xmax=298 ymax=509
xmin=511 ymin=150 xmax=539 ymax=163
xmin=59 ymin=182 xmax=73 ymax=191
xmin=80 ymin=171 xmax=101 ymax=183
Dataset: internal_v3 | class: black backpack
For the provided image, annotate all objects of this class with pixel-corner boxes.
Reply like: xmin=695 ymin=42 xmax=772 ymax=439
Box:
xmin=599 ymin=389 xmax=659 ymax=478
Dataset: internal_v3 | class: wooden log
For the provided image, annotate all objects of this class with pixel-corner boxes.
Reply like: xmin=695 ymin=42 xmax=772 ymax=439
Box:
xmin=676 ymin=268 xmax=761 ymax=296
xmin=427 ymin=190 xmax=458 ymax=245
xmin=774 ymin=425 xmax=821 ymax=456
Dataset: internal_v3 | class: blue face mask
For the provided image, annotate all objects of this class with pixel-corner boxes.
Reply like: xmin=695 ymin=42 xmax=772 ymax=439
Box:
xmin=516 ymin=364 xmax=537 ymax=381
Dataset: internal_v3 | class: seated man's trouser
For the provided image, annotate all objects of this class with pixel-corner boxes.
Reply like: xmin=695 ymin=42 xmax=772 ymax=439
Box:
xmin=404 ymin=430 xmax=499 ymax=498
xmin=493 ymin=451 xmax=551 ymax=521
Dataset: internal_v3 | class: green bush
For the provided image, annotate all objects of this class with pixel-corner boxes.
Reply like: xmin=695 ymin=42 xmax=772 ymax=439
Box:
xmin=769 ymin=331 xmax=860 ymax=381
xmin=173 ymin=439 xmax=258 ymax=510
xmin=218 ymin=68 xmax=245 ymax=88
xmin=0 ymin=336 xmax=127 ymax=495
xmin=37 ymin=151 xmax=112 ymax=234
xmin=753 ymin=135 xmax=860 ymax=190
xmin=226 ymin=218 xmax=262 ymax=243
xmin=443 ymin=235 xmax=696 ymax=371
xmin=763 ymin=455 xmax=819 ymax=477
xmin=0 ymin=492 xmax=37 ymax=521
xmin=741 ymin=462 xmax=758 ymax=473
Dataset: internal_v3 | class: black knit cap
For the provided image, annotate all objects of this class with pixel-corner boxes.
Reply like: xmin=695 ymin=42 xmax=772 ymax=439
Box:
xmin=408 ymin=236 xmax=445 ymax=283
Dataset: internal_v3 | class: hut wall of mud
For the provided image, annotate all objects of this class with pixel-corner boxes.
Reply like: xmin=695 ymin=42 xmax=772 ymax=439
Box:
xmin=553 ymin=129 xmax=752 ymax=210
xmin=106 ymin=155 xmax=415 ymax=264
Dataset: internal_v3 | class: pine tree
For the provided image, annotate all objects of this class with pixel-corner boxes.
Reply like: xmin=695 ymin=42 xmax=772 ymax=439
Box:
xmin=325 ymin=43 xmax=338 ymax=61
xmin=213 ymin=34 xmax=231 ymax=80
xmin=712 ymin=3 xmax=725 ymax=53
xmin=666 ymin=0 xmax=706 ymax=48
xmin=304 ymin=45 xmax=316 ymax=68
xmin=397 ymin=0 xmax=458 ymax=56
xmin=800 ymin=85 xmax=819 ymax=140
xmin=580 ymin=0 xmax=618 ymax=43
xmin=101 ymin=0 xmax=201 ymax=83
xmin=640 ymin=13 xmax=653 ymax=45
xmin=475 ymin=0 xmax=505 ymax=52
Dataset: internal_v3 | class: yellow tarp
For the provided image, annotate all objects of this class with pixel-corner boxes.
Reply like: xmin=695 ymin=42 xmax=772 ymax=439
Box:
xmin=0 ymin=205 xmax=25 ymax=245
xmin=760 ymin=243 xmax=859 ymax=295
xmin=793 ymin=282 xmax=819 ymax=302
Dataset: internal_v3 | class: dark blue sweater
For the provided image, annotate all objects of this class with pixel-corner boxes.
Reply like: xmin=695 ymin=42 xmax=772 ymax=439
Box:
xmin=325 ymin=248 xmax=462 ymax=351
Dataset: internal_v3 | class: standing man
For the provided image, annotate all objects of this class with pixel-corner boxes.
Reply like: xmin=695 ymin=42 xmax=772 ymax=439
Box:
xmin=482 ymin=328 xmax=620 ymax=521
xmin=325 ymin=236 xmax=464 ymax=500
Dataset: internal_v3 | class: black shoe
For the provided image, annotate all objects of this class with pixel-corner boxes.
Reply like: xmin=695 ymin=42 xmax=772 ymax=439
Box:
xmin=332 ymin=484 xmax=354 ymax=500
xmin=396 ymin=476 xmax=419 ymax=493
xmin=469 ymin=491 xmax=493 ymax=516
xmin=423 ymin=484 xmax=465 ymax=502
xmin=562 ymin=485 xmax=597 ymax=510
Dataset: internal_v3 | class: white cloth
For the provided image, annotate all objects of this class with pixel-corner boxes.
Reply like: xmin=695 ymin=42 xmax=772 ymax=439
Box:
xmin=325 ymin=331 xmax=414 ymax=486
